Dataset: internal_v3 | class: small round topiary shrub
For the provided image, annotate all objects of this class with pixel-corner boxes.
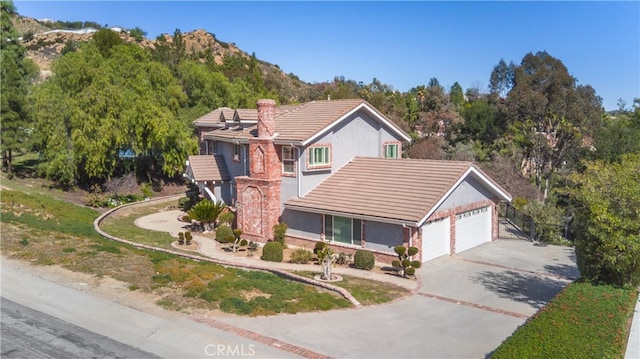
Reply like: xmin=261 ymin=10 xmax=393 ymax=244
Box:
xmin=215 ymin=225 xmax=234 ymax=243
xmin=353 ymin=249 xmax=375 ymax=270
xmin=261 ymin=241 xmax=283 ymax=262
xmin=314 ymin=241 xmax=327 ymax=254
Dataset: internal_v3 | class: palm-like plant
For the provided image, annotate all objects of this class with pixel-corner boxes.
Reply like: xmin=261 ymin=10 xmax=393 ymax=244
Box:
xmin=187 ymin=199 xmax=227 ymax=231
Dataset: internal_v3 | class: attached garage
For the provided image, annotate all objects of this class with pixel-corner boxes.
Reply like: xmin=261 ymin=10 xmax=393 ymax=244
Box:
xmin=421 ymin=217 xmax=451 ymax=262
xmin=454 ymin=206 xmax=492 ymax=253
xmin=284 ymin=158 xmax=511 ymax=263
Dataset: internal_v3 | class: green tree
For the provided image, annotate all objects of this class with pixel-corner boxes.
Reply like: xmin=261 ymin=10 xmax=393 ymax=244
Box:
xmin=591 ymin=99 xmax=640 ymax=163
xmin=489 ymin=58 xmax=515 ymax=98
xmin=1 ymin=0 xmax=37 ymax=174
xmin=449 ymin=81 xmax=464 ymax=108
xmin=93 ymin=28 xmax=123 ymax=58
xmin=29 ymin=42 xmax=196 ymax=185
xmin=504 ymin=51 xmax=603 ymax=201
xmin=456 ymin=99 xmax=498 ymax=146
xmin=129 ymin=26 xmax=146 ymax=42
xmin=570 ymin=152 xmax=640 ymax=287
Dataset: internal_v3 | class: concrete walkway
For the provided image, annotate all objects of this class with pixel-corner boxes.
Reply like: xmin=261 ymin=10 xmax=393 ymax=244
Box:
xmin=134 ymin=209 xmax=418 ymax=291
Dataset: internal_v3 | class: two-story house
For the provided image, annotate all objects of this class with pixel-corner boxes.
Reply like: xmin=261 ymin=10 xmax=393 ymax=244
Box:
xmin=185 ymin=99 xmax=512 ymax=263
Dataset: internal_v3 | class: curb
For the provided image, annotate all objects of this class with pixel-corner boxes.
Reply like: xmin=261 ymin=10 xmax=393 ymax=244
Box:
xmin=93 ymin=196 xmax=362 ymax=307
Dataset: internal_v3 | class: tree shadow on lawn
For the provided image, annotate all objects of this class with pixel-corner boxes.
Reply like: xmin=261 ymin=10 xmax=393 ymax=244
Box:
xmin=471 ymin=270 xmax=568 ymax=309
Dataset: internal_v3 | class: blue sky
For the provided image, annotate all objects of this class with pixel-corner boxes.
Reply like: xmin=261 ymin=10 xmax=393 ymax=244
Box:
xmin=15 ymin=1 xmax=640 ymax=111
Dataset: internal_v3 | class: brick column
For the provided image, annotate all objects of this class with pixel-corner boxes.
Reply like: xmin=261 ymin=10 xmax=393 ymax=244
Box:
xmin=235 ymin=99 xmax=282 ymax=242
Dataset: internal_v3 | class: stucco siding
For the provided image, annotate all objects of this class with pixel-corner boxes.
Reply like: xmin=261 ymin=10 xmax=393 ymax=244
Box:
xmin=436 ymin=175 xmax=495 ymax=212
xmin=280 ymin=209 xmax=321 ymax=240
xmin=364 ymin=221 xmax=403 ymax=253
xmin=280 ymin=177 xmax=298 ymax=209
xmin=216 ymin=141 xmax=248 ymax=179
xmin=299 ymin=111 xmax=404 ymax=196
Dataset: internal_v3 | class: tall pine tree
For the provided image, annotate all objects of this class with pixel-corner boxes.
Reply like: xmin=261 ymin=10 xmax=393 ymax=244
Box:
xmin=1 ymin=0 xmax=36 ymax=174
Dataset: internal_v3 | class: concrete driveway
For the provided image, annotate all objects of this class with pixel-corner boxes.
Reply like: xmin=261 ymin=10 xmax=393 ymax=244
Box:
xmin=213 ymin=239 xmax=578 ymax=359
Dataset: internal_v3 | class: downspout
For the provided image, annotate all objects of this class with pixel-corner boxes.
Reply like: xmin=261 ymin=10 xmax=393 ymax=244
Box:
xmin=291 ymin=143 xmax=302 ymax=198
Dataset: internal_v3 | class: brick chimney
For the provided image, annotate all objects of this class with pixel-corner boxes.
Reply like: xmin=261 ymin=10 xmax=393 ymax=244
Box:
xmin=235 ymin=99 xmax=282 ymax=242
xmin=256 ymin=99 xmax=276 ymax=139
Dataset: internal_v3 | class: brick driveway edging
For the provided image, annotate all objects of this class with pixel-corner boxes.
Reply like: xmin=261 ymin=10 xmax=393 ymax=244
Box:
xmin=93 ymin=196 xmax=362 ymax=307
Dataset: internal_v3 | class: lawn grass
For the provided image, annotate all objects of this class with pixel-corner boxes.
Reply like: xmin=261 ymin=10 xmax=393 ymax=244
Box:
xmin=99 ymin=202 xmax=177 ymax=249
xmin=491 ymin=281 xmax=638 ymax=358
xmin=1 ymin=188 xmax=405 ymax=315
xmin=295 ymin=271 xmax=411 ymax=305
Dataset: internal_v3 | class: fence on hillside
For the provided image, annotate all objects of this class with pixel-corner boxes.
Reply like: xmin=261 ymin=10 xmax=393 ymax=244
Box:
xmin=499 ymin=202 xmax=573 ymax=243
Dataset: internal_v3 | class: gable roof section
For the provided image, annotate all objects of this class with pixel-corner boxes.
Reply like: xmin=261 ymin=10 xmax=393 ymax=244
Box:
xmin=285 ymin=157 xmax=511 ymax=226
xmin=186 ymin=155 xmax=231 ymax=182
xmin=193 ymin=108 xmax=228 ymax=127
xmin=201 ymin=99 xmax=411 ymax=144
xmin=275 ymin=99 xmax=411 ymax=144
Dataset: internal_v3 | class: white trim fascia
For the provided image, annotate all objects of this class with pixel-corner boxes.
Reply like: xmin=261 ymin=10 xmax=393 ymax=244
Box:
xmin=202 ymin=134 xmax=250 ymax=144
xmin=284 ymin=203 xmax=419 ymax=227
xmin=301 ymin=103 xmax=412 ymax=146
xmin=416 ymin=166 xmax=512 ymax=227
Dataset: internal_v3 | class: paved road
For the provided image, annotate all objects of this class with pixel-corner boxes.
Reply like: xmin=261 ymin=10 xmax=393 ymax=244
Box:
xmin=0 ymin=262 xmax=299 ymax=359
xmin=1 ymin=297 xmax=160 ymax=358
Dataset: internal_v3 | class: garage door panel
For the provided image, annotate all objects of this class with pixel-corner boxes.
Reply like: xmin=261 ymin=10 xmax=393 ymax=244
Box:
xmin=455 ymin=206 xmax=491 ymax=253
xmin=421 ymin=217 xmax=450 ymax=262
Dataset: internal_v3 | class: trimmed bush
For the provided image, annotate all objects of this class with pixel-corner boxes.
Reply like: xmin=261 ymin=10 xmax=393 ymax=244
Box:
xmin=290 ymin=248 xmax=313 ymax=264
xmin=215 ymin=225 xmax=234 ymax=243
xmin=273 ymin=223 xmax=288 ymax=245
xmin=261 ymin=241 xmax=284 ymax=262
xmin=313 ymin=241 xmax=326 ymax=255
xmin=353 ymin=250 xmax=375 ymax=270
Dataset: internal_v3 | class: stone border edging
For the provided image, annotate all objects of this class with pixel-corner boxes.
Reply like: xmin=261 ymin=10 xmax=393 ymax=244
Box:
xmin=93 ymin=196 xmax=362 ymax=307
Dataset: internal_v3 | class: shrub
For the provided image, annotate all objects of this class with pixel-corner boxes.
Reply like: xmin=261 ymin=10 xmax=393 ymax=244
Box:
xmin=261 ymin=241 xmax=283 ymax=262
xmin=290 ymin=248 xmax=313 ymax=264
xmin=353 ymin=250 xmax=375 ymax=270
xmin=215 ymin=225 xmax=233 ymax=243
xmin=336 ymin=252 xmax=352 ymax=265
xmin=185 ymin=231 xmax=192 ymax=245
xmin=178 ymin=232 xmax=185 ymax=244
xmin=248 ymin=241 xmax=259 ymax=256
xmin=219 ymin=211 xmax=235 ymax=225
xmin=273 ymin=223 xmax=288 ymax=245
xmin=393 ymin=245 xmax=421 ymax=278
xmin=313 ymin=241 xmax=327 ymax=254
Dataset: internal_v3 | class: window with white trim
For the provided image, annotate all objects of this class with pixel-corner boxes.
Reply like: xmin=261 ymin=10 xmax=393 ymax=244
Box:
xmin=309 ymin=146 xmax=330 ymax=167
xmin=282 ymin=146 xmax=297 ymax=175
xmin=324 ymin=215 xmax=362 ymax=246
xmin=384 ymin=143 xmax=399 ymax=158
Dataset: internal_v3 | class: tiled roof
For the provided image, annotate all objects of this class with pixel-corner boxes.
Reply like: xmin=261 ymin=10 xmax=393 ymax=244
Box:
xmin=285 ymin=157 xmax=510 ymax=225
xmin=187 ymin=155 xmax=231 ymax=182
xmin=193 ymin=108 xmax=227 ymax=127
xmin=200 ymin=99 xmax=410 ymax=144
xmin=234 ymin=109 xmax=259 ymax=122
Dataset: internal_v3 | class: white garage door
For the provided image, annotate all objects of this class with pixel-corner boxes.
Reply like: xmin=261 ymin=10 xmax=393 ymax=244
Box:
xmin=455 ymin=206 xmax=491 ymax=253
xmin=421 ymin=217 xmax=451 ymax=262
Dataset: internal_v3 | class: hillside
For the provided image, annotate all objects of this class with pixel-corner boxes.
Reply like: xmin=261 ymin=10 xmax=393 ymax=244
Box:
xmin=13 ymin=13 xmax=314 ymax=100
